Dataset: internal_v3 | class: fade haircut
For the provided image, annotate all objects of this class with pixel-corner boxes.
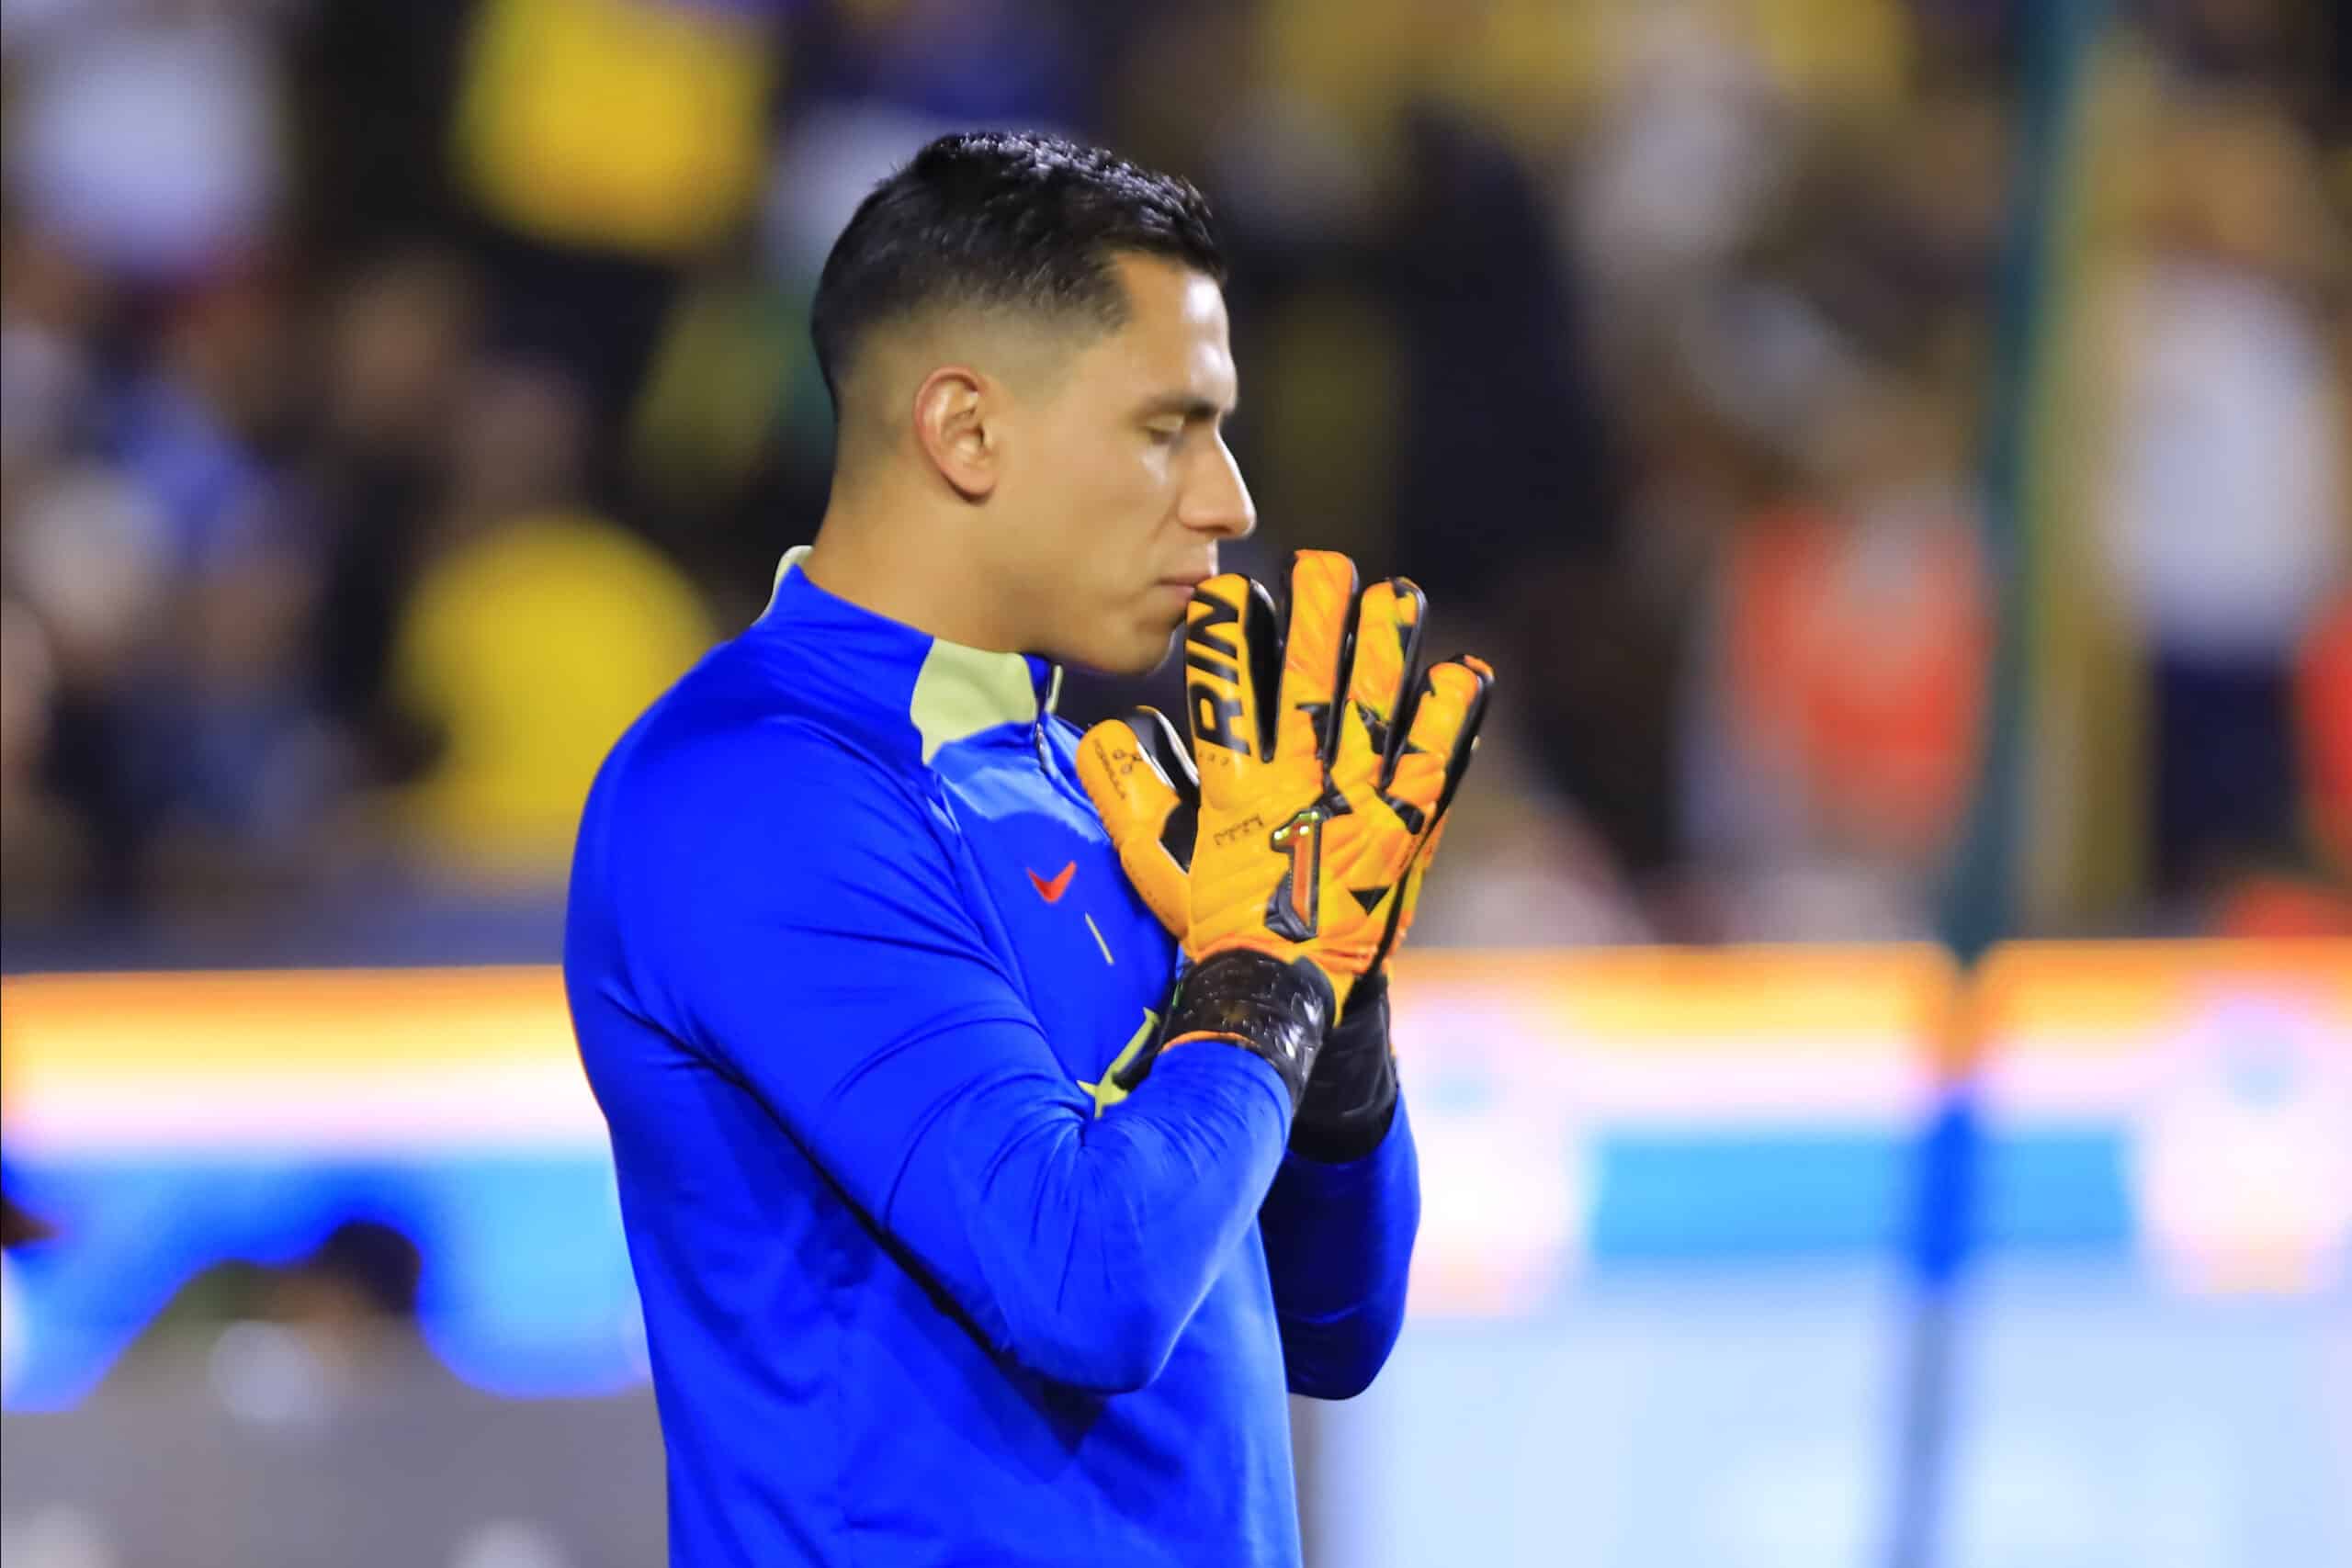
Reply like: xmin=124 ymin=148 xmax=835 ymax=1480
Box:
xmin=808 ymin=130 xmax=1227 ymax=413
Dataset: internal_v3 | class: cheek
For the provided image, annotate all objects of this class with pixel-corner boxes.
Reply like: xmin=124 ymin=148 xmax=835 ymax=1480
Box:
xmin=1062 ymin=451 xmax=1173 ymax=556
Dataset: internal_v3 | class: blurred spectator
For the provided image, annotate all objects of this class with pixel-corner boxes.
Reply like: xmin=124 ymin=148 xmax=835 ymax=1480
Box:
xmin=1376 ymin=114 xmax=1637 ymax=886
xmin=0 ymin=0 xmax=2333 ymax=945
xmin=378 ymin=360 xmax=718 ymax=886
xmin=451 ymin=0 xmax=777 ymax=432
xmin=119 ymin=1217 xmax=429 ymax=1425
xmin=77 ymin=269 xmax=334 ymax=908
xmin=2090 ymin=91 xmax=2346 ymax=899
xmin=4 ymin=6 xmax=282 ymax=284
xmin=281 ymin=0 xmax=473 ymax=266
xmin=0 ymin=220 xmax=106 ymax=489
xmin=306 ymin=245 xmax=485 ymax=770
xmin=1 ymin=0 xmax=334 ymax=915
xmin=270 ymin=1218 xmax=424 ymax=1332
xmin=1566 ymin=5 xmax=1794 ymax=389
xmin=448 ymin=0 xmax=776 ymax=263
xmin=0 ymin=484 xmax=136 ymax=914
xmin=1679 ymin=355 xmax=1992 ymax=942
xmin=804 ymin=0 xmax=1090 ymax=128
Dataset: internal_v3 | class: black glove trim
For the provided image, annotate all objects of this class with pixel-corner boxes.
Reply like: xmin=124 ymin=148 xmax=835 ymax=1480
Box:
xmin=1290 ymin=966 xmax=1397 ymax=1163
xmin=1144 ymin=950 xmax=1334 ymax=1109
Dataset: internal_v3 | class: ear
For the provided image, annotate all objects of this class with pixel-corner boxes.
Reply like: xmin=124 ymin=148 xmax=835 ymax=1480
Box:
xmin=911 ymin=366 xmax=997 ymax=502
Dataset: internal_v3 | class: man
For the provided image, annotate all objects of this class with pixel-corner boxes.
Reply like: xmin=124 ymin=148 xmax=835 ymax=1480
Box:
xmin=565 ymin=131 xmax=1491 ymax=1566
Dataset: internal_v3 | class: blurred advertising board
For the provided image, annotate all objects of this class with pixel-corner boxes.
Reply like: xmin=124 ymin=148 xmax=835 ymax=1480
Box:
xmin=1389 ymin=946 xmax=1958 ymax=1314
xmin=1971 ymin=941 xmax=2352 ymax=1292
xmin=3 ymin=941 xmax=2344 ymax=1409
xmin=1 ymin=968 xmax=634 ymax=1409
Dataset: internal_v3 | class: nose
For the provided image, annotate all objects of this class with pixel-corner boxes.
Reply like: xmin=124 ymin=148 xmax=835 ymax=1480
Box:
xmin=1179 ymin=434 xmax=1256 ymax=541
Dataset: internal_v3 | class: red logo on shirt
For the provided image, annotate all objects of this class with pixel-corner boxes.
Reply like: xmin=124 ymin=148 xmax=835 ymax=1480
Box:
xmin=1027 ymin=862 xmax=1077 ymax=904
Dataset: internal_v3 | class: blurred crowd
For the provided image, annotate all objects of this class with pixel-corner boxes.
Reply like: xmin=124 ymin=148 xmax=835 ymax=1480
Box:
xmin=1 ymin=0 xmax=2346 ymax=946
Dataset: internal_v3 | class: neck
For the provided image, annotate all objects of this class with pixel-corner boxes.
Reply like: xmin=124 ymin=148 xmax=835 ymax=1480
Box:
xmin=799 ymin=491 xmax=1022 ymax=652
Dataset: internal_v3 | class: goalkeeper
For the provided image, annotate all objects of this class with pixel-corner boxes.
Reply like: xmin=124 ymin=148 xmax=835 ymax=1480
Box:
xmin=566 ymin=131 xmax=1492 ymax=1568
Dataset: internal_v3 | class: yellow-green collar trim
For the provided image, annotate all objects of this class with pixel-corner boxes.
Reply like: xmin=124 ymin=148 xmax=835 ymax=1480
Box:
xmin=774 ymin=547 xmax=1062 ymax=763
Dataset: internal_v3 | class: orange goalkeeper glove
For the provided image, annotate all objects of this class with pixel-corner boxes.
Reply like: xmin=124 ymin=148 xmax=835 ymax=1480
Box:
xmin=1077 ymin=550 xmax=1492 ymax=1108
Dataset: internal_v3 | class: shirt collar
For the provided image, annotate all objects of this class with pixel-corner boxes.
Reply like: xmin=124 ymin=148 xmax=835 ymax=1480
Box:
xmin=770 ymin=546 xmax=1061 ymax=762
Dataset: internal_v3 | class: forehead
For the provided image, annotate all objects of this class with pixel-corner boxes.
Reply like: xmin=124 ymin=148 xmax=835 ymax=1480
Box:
xmin=1089 ymin=253 xmax=1235 ymax=400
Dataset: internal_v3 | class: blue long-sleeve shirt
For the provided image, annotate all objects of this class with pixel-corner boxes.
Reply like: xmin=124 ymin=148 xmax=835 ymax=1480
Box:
xmin=564 ymin=552 xmax=1420 ymax=1567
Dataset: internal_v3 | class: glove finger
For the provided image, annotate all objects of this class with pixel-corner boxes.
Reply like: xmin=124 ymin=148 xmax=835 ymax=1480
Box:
xmin=1272 ymin=550 xmax=1359 ymax=766
xmin=1077 ymin=709 xmax=1197 ymax=940
xmin=1425 ymin=653 xmax=1493 ymax=821
xmin=1183 ymin=575 xmax=1280 ymax=796
xmin=1125 ymin=703 xmax=1201 ymax=857
xmin=1384 ymin=812 xmax=1451 ymax=958
xmin=1243 ymin=578 xmax=1284 ymax=760
xmin=1371 ymin=657 xmax=1491 ymax=964
xmin=1332 ymin=577 xmax=1425 ymax=788
xmin=1385 ymin=669 xmax=1484 ymax=954
xmin=1383 ymin=657 xmax=1494 ymax=829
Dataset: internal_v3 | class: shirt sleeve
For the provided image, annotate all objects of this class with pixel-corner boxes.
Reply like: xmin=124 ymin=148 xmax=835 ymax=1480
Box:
xmin=608 ymin=718 xmax=1293 ymax=1394
xmin=1256 ymin=1097 xmax=1420 ymax=1399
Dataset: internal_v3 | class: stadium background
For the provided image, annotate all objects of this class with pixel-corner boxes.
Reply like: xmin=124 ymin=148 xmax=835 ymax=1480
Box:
xmin=1 ymin=1 xmax=2347 ymax=1564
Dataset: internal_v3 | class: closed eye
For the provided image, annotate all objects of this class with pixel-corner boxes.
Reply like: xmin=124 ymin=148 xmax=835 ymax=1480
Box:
xmin=1136 ymin=392 xmax=1237 ymax=446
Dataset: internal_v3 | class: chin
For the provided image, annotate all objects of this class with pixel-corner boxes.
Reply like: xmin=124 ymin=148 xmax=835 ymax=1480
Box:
xmin=1066 ymin=622 xmax=1182 ymax=680
xmin=1125 ymin=620 xmax=1186 ymax=676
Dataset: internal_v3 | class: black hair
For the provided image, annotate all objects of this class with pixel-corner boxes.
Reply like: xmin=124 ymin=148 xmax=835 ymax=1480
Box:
xmin=808 ymin=130 xmax=1226 ymax=411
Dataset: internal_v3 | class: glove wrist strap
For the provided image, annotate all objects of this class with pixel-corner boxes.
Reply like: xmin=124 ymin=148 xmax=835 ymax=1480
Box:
xmin=1159 ymin=950 xmax=1333 ymax=1109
